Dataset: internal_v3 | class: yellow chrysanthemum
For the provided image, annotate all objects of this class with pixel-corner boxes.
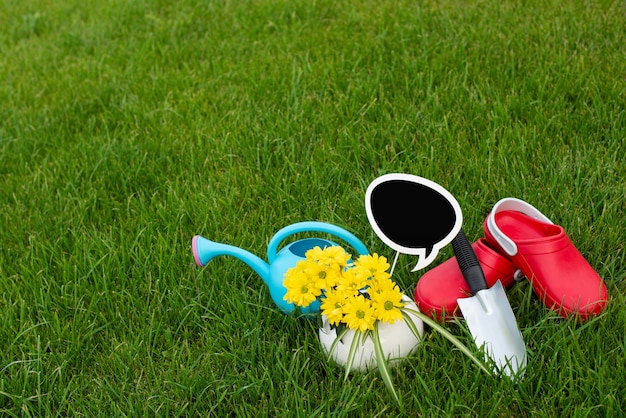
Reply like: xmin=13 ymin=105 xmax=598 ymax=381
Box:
xmin=342 ymin=295 xmax=376 ymax=332
xmin=305 ymin=246 xmax=351 ymax=269
xmin=282 ymin=267 xmax=321 ymax=307
xmin=320 ymin=289 xmax=348 ymax=326
xmin=303 ymin=260 xmax=341 ymax=291
xmin=335 ymin=267 xmax=368 ymax=296
xmin=370 ymin=288 xmax=405 ymax=324
xmin=353 ymin=253 xmax=391 ymax=281
xmin=304 ymin=246 xmax=327 ymax=263
xmin=367 ymin=276 xmax=398 ymax=295
xmin=320 ymin=246 xmax=352 ymax=269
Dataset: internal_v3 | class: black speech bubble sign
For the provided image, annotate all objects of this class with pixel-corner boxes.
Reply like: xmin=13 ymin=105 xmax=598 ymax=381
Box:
xmin=365 ymin=173 xmax=462 ymax=271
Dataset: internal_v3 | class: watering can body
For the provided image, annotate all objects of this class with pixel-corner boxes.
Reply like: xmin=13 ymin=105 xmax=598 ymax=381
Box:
xmin=192 ymin=222 xmax=369 ymax=314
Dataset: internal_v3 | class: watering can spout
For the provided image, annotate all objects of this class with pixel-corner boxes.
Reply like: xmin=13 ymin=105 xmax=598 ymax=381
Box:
xmin=192 ymin=235 xmax=271 ymax=284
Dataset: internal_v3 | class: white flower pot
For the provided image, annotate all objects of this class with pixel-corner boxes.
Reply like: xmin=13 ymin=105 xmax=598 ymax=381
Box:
xmin=318 ymin=296 xmax=424 ymax=372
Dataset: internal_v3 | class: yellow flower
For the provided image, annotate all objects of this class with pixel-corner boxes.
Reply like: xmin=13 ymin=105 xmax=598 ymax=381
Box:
xmin=353 ymin=253 xmax=391 ymax=281
xmin=282 ymin=266 xmax=321 ymax=307
xmin=320 ymin=289 xmax=347 ymax=326
xmin=343 ymin=295 xmax=376 ymax=332
xmin=305 ymin=246 xmax=351 ymax=269
xmin=335 ymin=268 xmax=368 ymax=297
xmin=304 ymin=246 xmax=327 ymax=263
xmin=370 ymin=288 xmax=405 ymax=324
xmin=368 ymin=276 xmax=398 ymax=295
xmin=302 ymin=260 xmax=341 ymax=291
xmin=320 ymin=246 xmax=352 ymax=269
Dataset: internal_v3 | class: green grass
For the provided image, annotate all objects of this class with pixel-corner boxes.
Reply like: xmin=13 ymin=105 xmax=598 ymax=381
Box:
xmin=1 ymin=0 xmax=625 ymax=415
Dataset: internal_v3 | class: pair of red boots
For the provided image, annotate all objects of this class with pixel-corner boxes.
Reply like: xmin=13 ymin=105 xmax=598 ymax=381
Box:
xmin=414 ymin=198 xmax=609 ymax=322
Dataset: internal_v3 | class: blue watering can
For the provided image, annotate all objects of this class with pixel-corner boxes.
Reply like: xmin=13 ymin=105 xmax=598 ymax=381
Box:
xmin=192 ymin=222 xmax=369 ymax=314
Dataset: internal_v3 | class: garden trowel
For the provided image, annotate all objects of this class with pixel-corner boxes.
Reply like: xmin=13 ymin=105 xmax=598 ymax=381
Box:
xmin=452 ymin=229 xmax=527 ymax=378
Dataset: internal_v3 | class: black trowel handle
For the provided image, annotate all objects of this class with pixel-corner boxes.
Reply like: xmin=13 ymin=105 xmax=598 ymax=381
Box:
xmin=452 ymin=229 xmax=489 ymax=295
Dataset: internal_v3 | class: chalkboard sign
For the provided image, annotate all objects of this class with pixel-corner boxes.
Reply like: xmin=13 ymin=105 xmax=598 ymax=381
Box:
xmin=365 ymin=173 xmax=462 ymax=271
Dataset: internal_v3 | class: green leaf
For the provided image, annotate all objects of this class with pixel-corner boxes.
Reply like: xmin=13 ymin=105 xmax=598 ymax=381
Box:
xmin=373 ymin=322 xmax=401 ymax=406
xmin=402 ymin=308 xmax=492 ymax=375
xmin=327 ymin=326 xmax=351 ymax=363
xmin=344 ymin=329 xmax=363 ymax=379
xmin=400 ymin=309 xmax=424 ymax=342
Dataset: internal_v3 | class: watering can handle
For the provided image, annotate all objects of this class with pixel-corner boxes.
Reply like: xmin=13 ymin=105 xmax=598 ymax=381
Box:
xmin=266 ymin=221 xmax=369 ymax=263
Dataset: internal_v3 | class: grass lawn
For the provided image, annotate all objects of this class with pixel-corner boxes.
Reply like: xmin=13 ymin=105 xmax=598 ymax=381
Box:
xmin=1 ymin=0 xmax=625 ymax=415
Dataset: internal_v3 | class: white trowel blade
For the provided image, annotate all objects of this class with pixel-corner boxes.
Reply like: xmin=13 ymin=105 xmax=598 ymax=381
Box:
xmin=457 ymin=280 xmax=527 ymax=377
